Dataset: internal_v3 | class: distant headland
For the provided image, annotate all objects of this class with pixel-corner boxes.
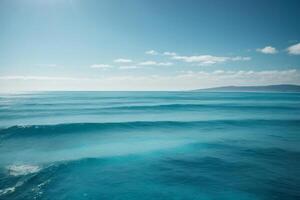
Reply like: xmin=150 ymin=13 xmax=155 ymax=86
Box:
xmin=192 ymin=84 xmax=300 ymax=92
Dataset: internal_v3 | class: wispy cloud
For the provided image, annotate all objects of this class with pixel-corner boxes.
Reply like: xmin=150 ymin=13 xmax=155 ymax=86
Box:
xmin=230 ymin=56 xmax=251 ymax=61
xmin=139 ymin=61 xmax=173 ymax=66
xmin=170 ymin=54 xmax=250 ymax=65
xmin=287 ymin=43 xmax=300 ymax=55
xmin=163 ymin=52 xmax=177 ymax=56
xmin=145 ymin=50 xmax=158 ymax=55
xmin=256 ymin=46 xmax=278 ymax=54
xmin=114 ymin=58 xmax=133 ymax=63
xmin=90 ymin=64 xmax=112 ymax=69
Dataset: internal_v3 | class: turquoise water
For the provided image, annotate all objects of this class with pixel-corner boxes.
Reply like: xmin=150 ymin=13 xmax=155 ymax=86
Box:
xmin=0 ymin=92 xmax=300 ymax=200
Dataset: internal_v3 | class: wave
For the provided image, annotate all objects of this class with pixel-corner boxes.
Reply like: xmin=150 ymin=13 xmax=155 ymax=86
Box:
xmin=0 ymin=182 xmax=23 ymax=196
xmin=1 ymin=103 xmax=299 ymax=112
xmin=6 ymin=164 xmax=41 ymax=176
xmin=1 ymin=119 xmax=299 ymax=139
xmin=108 ymin=103 xmax=300 ymax=111
xmin=0 ymin=164 xmax=49 ymax=198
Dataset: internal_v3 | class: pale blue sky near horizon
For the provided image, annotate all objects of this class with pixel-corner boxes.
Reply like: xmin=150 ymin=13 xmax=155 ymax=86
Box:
xmin=0 ymin=0 xmax=300 ymax=91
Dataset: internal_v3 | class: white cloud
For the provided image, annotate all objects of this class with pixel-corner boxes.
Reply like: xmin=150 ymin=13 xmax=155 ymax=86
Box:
xmin=171 ymin=54 xmax=250 ymax=65
xmin=163 ymin=52 xmax=177 ymax=56
xmin=90 ymin=64 xmax=112 ymax=69
xmin=287 ymin=43 xmax=300 ymax=55
xmin=139 ymin=61 xmax=173 ymax=66
xmin=139 ymin=61 xmax=156 ymax=65
xmin=256 ymin=46 xmax=278 ymax=54
xmin=114 ymin=58 xmax=132 ymax=63
xmin=145 ymin=50 xmax=158 ymax=55
xmin=158 ymin=62 xmax=173 ymax=66
xmin=231 ymin=56 xmax=251 ymax=61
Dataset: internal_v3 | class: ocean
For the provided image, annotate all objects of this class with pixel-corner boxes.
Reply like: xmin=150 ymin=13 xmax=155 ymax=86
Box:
xmin=0 ymin=91 xmax=299 ymax=200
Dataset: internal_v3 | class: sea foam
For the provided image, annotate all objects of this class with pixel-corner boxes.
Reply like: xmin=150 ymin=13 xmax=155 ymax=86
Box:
xmin=7 ymin=164 xmax=40 ymax=176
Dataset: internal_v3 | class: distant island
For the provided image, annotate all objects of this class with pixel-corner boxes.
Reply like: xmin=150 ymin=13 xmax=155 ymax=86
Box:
xmin=193 ymin=84 xmax=300 ymax=92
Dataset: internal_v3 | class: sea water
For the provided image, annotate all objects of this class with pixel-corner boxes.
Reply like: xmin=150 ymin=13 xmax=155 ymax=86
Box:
xmin=0 ymin=92 xmax=299 ymax=200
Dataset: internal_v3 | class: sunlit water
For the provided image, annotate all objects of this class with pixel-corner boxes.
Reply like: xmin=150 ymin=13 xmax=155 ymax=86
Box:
xmin=0 ymin=92 xmax=299 ymax=200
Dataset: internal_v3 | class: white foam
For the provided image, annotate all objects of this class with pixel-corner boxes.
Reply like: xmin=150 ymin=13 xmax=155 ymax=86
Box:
xmin=7 ymin=164 xmax=40 ymax=176
xmin=0 ymin=186 xmax=15 ymax=195
xmin=0 ymin=181 xmax=23 ymax=196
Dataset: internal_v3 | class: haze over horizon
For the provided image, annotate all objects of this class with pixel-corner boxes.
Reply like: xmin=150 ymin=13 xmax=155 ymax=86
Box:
xmin=1 ymin=0 xmax=300 ymax=91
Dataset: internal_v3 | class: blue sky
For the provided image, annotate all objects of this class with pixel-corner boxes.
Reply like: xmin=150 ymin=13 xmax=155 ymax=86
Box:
xmin=0 ymin=0 xmax=300 ymax=91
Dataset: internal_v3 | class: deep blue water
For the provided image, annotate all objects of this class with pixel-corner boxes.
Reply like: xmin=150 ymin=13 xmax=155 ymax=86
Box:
xmin=0 ymin=92 xmax=300 ymax=200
